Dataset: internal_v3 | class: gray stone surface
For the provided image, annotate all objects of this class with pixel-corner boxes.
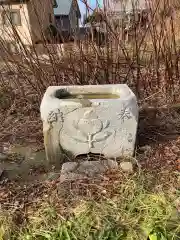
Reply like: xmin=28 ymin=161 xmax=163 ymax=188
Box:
xmin=60 ymin=159 xmax=118 ymax=182
xmin=40 ymin=84 xmax=138 ymax=162
xmin=120 ymin=161 xmax=133 ymax=172
xmin=0 ymin=147 xmax=49 ymax=181
xmin=0 ymin=153 xmax=7 ymax=161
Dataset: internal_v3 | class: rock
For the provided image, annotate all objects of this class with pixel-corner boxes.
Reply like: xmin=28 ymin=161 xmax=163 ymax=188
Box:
xmin=21 ymin=151 xmax=47 ymax=169
xmin=0 ymin=153 xmax=7 ymax=161
xmin=40 ymin=85 xmax=138 ymax=162
xmin=120 ymin=161 xmax=133 ymax=172
xmin=60 ymin=172 xmax=88 ymax=183
xmin=61 ymin=162 xmax=77 ymax=173
xmin=1 ymin=164 xmax=21 ymax=180
xmin=60 ymin=159 xmax=118 ymax=182
xmin=139 ymin=145 xmax=151 ymax=152
xmin=138 ymin=145 xmax=152 ymax=156
xmin=9 ymin=146 xmax=32 ymax=157
xmin=101 ymin=189 xmax=107 ymax=195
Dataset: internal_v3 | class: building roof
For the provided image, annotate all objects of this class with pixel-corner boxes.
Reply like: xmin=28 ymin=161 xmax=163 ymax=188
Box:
xmin=54 ymin=0 xmax=72 ymax=15
xmin=106 ymin=0 xmax=147 ymax=13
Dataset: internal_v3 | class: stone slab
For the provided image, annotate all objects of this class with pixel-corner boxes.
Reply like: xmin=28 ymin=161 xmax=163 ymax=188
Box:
xmin=0 ymin=153 xmax=7 ymax=161
xmin=40 ymin=84 xmax=138 ymax=162
xmin=60 ymin=160 xmax=118 ymax=182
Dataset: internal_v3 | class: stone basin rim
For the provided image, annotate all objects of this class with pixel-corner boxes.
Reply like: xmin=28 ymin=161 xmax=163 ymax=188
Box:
xmin=55 ymin=91 xmax=120 ymax=100
xmin=43 ymin=84 xmax=133 ymax=101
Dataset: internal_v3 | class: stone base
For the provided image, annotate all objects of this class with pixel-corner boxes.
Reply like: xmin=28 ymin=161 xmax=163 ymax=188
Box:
xmin=60 ymin=160 xmax=118 ymax=182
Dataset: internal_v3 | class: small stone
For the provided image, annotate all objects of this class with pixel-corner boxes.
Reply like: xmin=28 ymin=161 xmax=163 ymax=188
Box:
xmin=61 ymin=162 xmax=78 ymax=173
xmin=0 ymin=153 xmax=7 ymax=161
xmin=120 ymin=161 xmax=133 ymax=172
xmin=101 ymin=189 xmax=107 ymax=195
xmin=60 ymin=172 xmax=87 ymax=183
xmin=139 ymin=145 xmax=151 ymax=153
xmin=60 ymin=160 xmax=118 ymax=182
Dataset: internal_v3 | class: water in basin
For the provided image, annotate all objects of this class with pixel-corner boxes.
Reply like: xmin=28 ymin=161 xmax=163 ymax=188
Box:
xmin=55 ymin=90 xmax=120 ymax=99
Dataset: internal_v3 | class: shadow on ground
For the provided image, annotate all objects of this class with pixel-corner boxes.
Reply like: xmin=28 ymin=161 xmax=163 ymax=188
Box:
xmin=137 ymin=107 xmax=180 ymax=170
xmin=138 ymin=107 xmax=180 ymax=146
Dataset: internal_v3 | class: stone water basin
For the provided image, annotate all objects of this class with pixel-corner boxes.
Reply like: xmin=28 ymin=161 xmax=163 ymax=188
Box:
xmin=40 ymin=84 xmax=138 ymax=163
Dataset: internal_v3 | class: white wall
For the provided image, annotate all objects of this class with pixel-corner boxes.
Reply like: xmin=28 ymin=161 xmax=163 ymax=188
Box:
xmin=0 ymin=4 xmax=32 ymax=47
xmin=0 ymin=0 xmax=55 ymax=48
xmin=105 ymin=0 xmax=148 ymax=12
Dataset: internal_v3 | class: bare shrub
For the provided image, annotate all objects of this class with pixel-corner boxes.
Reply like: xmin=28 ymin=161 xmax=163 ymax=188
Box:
xmin=0 ymin=0 xmax=180 ymax=145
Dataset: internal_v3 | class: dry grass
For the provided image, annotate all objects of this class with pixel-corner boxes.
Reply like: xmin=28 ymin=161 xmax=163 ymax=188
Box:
xmin=0 ymin=170 xmax=179 ymax=239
